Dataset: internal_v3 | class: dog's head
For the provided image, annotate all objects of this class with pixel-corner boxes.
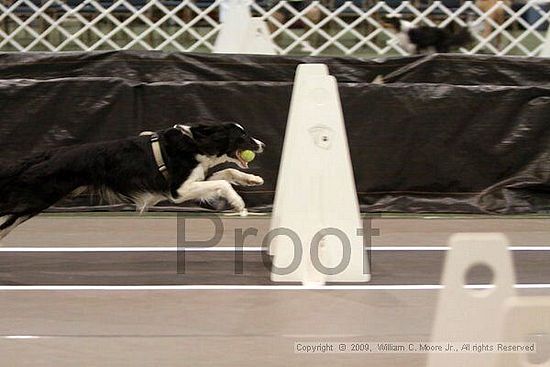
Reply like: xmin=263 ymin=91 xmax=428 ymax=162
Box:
xmin=174 ymin=123 xmax=265 ymax=169
xmin=381 ymin=15 xmax=403 ymax=33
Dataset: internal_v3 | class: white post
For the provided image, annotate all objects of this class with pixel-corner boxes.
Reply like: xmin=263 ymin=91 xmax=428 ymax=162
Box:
xmin=531 ymin=0 xmax=550 ymax=56
xmin=269 ymin=64 xmax=370 ymax=285
xmin=497 ymin=297 xmax=550 ymax=366
xmin=428 ymin=233 xmax=516 ymax=367
xmin=214 ymin=0 xmax=277 ymax=55
xmin=541 ymin=20 xmax=550 ymax=57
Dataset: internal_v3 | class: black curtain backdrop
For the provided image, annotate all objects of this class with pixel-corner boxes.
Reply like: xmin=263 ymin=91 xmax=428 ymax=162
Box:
xmin=0 ymin=51 xmax=549 ymax=214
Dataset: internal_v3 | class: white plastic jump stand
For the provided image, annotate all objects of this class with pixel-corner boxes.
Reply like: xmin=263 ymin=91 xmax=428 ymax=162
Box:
xmin=542 ymin=24 xmax=550 ymax=57
xmin=269 ymin=64 xmax=370 ymax=285
xmin=497 ymin=297 xmax=550 ymax=367
xmin=532 ymin=0 xmax=550 ymax=56
xmin=214 ymin=0 xmax=277 ymax=55
xmin=531 ymin=0 xmax=550 ymax=57
xmin=428 ymin=233 xmax=516 ymax=367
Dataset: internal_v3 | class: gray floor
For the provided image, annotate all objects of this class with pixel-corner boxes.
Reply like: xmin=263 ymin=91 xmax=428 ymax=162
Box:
xmin=1 ymin=214 xmax=549 ymax=366
xmin=3 ymin=214 xmax=550 ymax=247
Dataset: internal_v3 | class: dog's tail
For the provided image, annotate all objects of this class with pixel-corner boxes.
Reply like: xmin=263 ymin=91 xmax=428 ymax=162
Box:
xmin=0 ymin=151 xmax=55 ymax=186
xmin=0 ymin=150 xmax=66 ymax=240
xmin=0 ymin=150 xmax=58 ymax=216
xmin=445 ymin=27 xmax=473 ymax=48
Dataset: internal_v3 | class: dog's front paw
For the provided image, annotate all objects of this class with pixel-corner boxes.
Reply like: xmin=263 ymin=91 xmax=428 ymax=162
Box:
xmin=244 ymin=175 xmax=264 ymax=186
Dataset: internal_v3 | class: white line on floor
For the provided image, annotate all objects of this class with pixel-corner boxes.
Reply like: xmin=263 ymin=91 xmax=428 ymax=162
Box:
xmin=0 ymin=284 xmax=549 ymax=291
xmin=0 ymin=246 xmax=548 ymax=252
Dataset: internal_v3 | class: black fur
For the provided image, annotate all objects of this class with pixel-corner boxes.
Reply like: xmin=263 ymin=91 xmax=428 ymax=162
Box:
xmin=408 ymin=26 xmax=472 ymax=53
xmin=382 ymin=15 xmax=472 ymax=54
xmin=0 ymin=122 xmax=263 ymax=235
xmin=382 ymin=15 xmax=404 ymax=32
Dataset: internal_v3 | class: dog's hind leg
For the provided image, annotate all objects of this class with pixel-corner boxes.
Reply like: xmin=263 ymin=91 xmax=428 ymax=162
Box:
xmin=0 ymin=214 xmax=31 ymax=240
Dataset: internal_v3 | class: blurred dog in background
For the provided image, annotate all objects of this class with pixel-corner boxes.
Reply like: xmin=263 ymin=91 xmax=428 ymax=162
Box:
xmin=381 ymin=15 xmax=472 ymax=54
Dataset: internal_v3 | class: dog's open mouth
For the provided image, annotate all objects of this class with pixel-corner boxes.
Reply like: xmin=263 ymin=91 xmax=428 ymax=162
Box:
xmin=235 ymin=150 xmax=249 ymax=169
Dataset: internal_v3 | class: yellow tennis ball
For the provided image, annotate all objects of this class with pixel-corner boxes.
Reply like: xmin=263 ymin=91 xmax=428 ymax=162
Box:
xmin=239 ymin=150 xmax=255 ymax=162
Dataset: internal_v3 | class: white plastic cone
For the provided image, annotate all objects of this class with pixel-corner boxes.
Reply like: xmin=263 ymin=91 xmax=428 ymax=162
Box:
xmin=269 ymin=64 xmax=370 ymax=285
xmin=214 ymin=0 xmax=276 ymax=55
xmin=428 ymin=233 xmax=516 ymax=367
xmin=541 ymin=24 xmax=550 ymax=57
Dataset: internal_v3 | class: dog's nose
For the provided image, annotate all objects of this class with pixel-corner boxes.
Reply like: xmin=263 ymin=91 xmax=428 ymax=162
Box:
xmin=253 ymin=138 xmax=265 ymax=153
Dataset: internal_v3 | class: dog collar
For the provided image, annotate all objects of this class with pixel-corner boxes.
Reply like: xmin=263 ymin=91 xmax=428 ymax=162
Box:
xmin=140 ymin=131 xmax=169 ymax=181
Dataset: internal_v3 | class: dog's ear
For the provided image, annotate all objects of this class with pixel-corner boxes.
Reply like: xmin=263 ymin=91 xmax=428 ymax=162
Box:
xmin=162 ymin=126 xmax=196 ymax=153
xmin=191 ymin=124 xmax=217 ymax=138
xmin=173 ymin=124 xmax=193 ymax=136
xmin=190 ymin=124 xmax=229 ymax=156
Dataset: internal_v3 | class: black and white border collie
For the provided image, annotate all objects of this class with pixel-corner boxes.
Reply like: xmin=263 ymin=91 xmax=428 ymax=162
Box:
xmin=0 ymin=123 xmax=265 ymax=239
xmin=381 ymin=15 xmax=472 ymax=54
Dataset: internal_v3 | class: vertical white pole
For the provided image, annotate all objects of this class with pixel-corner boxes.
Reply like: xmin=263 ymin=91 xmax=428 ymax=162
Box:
xmin=428 ymin=233 xmax=516 ymax=367
xmin=497 ymin=297 xmax=550 ymax=367
xmin=541 ymin=22 xmax=550 ymax=57
xmin=533 ymin=0 xmax=550 ymax=56
xmin=214 ymin=0 xmax=277 ymax=55
xmin=269 ymin=64 xmax=370 ymax=285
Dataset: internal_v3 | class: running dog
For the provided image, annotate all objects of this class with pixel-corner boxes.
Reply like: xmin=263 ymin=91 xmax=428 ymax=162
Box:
xmin=0 ymin=123 xmax=265 ymax=239
xmin=382 ymin=15 xmax=472 ymax=54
